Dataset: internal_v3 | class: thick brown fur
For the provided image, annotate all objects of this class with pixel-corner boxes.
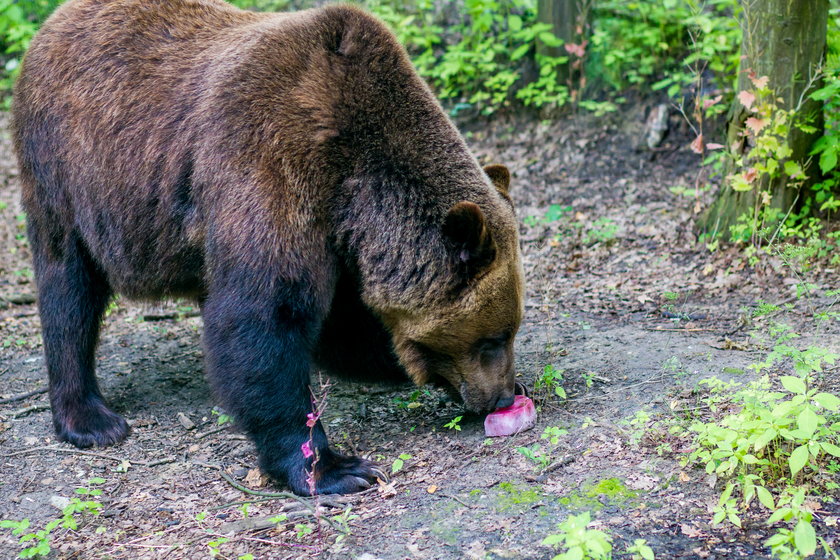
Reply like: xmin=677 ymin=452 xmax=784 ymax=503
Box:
xmin=12 ymin=0 xmax=524 ymax=495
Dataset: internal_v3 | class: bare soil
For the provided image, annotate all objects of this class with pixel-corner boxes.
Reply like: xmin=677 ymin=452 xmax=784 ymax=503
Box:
xmin=1 ymin=108 xmax=838 ymax=560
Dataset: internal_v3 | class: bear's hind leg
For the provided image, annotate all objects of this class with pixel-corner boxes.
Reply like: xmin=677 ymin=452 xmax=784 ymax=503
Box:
xmin=31 ymin=224 xmax=129 ymax=448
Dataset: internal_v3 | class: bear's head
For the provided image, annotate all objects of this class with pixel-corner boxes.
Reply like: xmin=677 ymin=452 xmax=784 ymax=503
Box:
xmin=389 ymin=164 xmax=524 ymax=413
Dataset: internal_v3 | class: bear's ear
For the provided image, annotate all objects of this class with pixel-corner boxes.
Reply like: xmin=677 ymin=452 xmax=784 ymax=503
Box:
xmin=483 ymin=164 xmax=511 ymax=196
xmin=443 ymin=201 xmax=497 ymax=278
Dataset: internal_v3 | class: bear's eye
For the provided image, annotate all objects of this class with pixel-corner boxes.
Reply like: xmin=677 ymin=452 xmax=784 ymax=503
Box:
xmin=411 ymin=341 xmax=453 ymax=372
xmin=475 ymin=333 xmax=509 ymax=354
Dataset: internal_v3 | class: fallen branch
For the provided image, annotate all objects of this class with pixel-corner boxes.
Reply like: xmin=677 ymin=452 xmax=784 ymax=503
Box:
xmin=525 ymin=455 xmax=577 ymax=483
xmin=1 ymin=294 xmax=36 ymax=305
xmin=12 ymin=404 xmax=50 ymax=418
xmin=195 ymin=462 xmax=352 ymax=534
xmin=644 ymin=327 xmax=715 ymax=332
xmin=0 ymin=387 xmax=48 ymax=406
xmin=567 ymin=373 xmax=666 ymax=402
xmin=440 ymin=492 xmax=473 ymax=509
xmin=195 ymin=425 xmax=230 ymax=439
xmin=1 ymin=444 xmax=176 ymax=467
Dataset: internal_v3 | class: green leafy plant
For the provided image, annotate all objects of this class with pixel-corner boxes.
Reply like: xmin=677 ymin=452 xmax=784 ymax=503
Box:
xmin=806 ymin=64 xmax=840 ymax=219
xmin=207 ymin=536 xmax=230 ymax=558
xmin=211 ymin=407 xmax=234 ymax=425
xmin=763 ymin=488 xmax=820 ymax=560
xmin=516 ymin=442 xmax=551 ymax=469
xmin=391 ymin=453 xmax=412 ymax=474
xmin=372 ymin=0 xmax=568 ymax=114
xmin=683 ymin=301 xmax=839 ymax=558
xmin=542 ymin=425 xmax=567 ymax=445
xmin=542 ymin=511 xmax=613 ymax=560
xmin=626 ymin=538 xmax=656 ymax=560
xmin=444 ymin=415 xmax=463 ymax=431
xmin=535 ymin=364 xmax=567 ymax=400
xmin=0 ymin=478 xmax=104 ymax=559
xmin=588 ymin=0 xmax=740 ymax=97
xmin=581 ymin=217 xmax=619 ymax=245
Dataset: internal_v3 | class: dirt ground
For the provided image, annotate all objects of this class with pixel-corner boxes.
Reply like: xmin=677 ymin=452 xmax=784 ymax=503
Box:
xmin=0 ymin=107 xmax=838 ymax=560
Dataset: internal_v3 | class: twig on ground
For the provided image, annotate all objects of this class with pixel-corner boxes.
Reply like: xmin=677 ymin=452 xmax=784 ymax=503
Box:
xmin=0 ymin=387 xmax=47 ymax=405
xmin=440 ymin=492 xmax=474 ymax=509
xmin=1 ymin=294 xmax=36 ymax=305
xmin=566 ymin=373 xmax=666 ymax=402
xmin=644 ymin=327 xmax=715 ymax=332
xmin=194 ymin=461 xmax=349 ymax=533
xmin=11 ymin=404 xmax=50 ymax=418
xmin=195 ymin=425 xmax=230 ymax=439
xmin=1 ymin=444 xmax=175 ymax=467
xmin=525 ymin=455 xmax=577 ymax=484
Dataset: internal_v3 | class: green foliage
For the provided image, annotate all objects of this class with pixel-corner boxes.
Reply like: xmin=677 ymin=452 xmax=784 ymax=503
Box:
xmin=808 ymin=70 xmax=840 ymax=218
xmin=687 ymin=369 xmax=840 ymax=484
xmin=373 ymin=0 xmax=568 ymax=115
xmin=704 ymin=69 xmax=840 ymax=253
xmin=516 ymin=442 xmax=551 ymax=468
xmin=626 ymin=538 xmax=656 ymax=560
xmin=0 ymin=0 xmax=64 ymax=105
xmin=682 ymin=295 xmax=839 ymax=559
xmin=582 ymin=217 xmax=618 ymax=245
xmin=542 ymin=512 xmax=613 ymax=560
xmin=588 ymin=0 xmax=740 ymax=97
xmin=535 ymin=364 xmax=567 ymax=401
xmin=391 ymin=452 xmax=412 ymax=474
xmin=444 ymin=415 xmax=463 ymax=431
xmin=212 ymin=406 xmax=234 ymax=425
xmin=515 ymin=426 xmax=566 ymax=469
xmin=0 ymin=0 xmax=744 ymax=116
xmin=762 ymin=489 xmax=818 ymax=560
xmin=0 ymin=478 xmax=104 ymax=559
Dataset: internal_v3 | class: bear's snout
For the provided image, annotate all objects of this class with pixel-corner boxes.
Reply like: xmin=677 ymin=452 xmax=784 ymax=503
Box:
xmin=463 ymin=382 xmax=516 ymax=413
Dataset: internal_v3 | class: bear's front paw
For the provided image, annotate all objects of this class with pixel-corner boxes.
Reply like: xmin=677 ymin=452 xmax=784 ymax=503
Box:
xmin=53 ymin=397 xmax=130 ymax=448
xmin=266 ymin=446 xmax=388 ymax=496
xmin=313 ymin=452 xmax=388 ymax=495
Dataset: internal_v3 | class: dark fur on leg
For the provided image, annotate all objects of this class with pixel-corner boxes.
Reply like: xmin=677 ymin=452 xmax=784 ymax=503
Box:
xmin=31 ymin=225 xmax=129 ymax=448
xmin=202 ymin=272 xmax=381 ymax=495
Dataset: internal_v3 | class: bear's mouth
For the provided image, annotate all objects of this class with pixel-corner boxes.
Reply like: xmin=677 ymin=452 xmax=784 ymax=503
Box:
xmin=429 ymin=375 xmax=527 ymax=413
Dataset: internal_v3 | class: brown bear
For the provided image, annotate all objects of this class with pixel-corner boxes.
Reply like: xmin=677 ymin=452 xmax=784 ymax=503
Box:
xmin=12 ymin=0 xmax=524 ymax=495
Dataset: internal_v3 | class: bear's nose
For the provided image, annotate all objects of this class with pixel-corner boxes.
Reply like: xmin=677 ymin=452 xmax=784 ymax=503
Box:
xmin=492 ymin=394 xmax=515 ymax=410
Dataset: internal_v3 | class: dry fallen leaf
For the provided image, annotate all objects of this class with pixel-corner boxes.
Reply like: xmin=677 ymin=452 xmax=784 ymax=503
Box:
xmin=681 ymin=523 xmax=704 ymax=538
xmin=244 ymin=468 xmax=266 ymax=488
xmin=377 ymin=478 xmax=397 ymax=498
xmin=427 ymin=484 xmax=438 ymax=494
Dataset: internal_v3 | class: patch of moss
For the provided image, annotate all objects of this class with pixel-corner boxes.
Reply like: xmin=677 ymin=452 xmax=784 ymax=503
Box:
xmin=585 ymin=477 xmax=638 ymax=503
xmin=428 ymin=501 xmax=462 ymax=545
xmin=492 ymin=481 xmax=544 ymax=512
xmin=558 ymin=477 xmax=640 ymax=512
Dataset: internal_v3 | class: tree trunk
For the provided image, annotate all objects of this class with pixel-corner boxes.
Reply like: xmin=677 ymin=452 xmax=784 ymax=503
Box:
xmin=536 ymin=0 xmax=584 ymax=84
xmin=700 ymin=0 xmax=827 ymax=239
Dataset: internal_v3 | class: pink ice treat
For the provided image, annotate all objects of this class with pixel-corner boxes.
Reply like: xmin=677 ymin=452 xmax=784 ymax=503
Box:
xmin=484 ymin=395 xmax=536 ymax=437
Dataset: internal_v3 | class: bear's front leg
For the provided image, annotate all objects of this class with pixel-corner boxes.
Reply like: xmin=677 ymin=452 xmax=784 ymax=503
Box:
xmin=202 ymin=286 xmax=384 ymax=495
